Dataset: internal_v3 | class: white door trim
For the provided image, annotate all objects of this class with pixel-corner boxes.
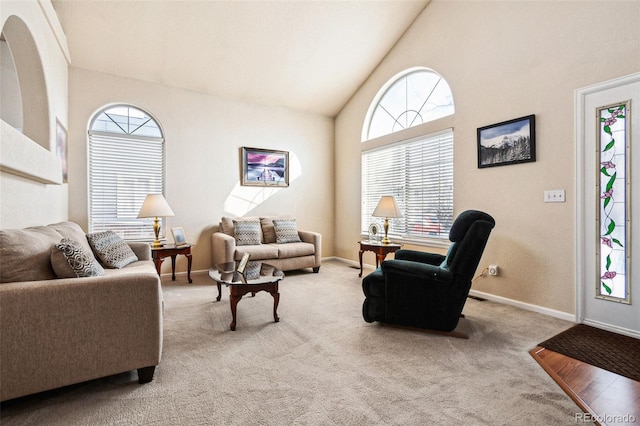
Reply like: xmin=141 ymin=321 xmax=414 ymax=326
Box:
xmin=575 ymin=72 xmax=640 ymax=338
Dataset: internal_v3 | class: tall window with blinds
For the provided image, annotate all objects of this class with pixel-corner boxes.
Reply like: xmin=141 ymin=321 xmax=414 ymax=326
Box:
xmin=362 ymin=130 xmax=453 ymax=241
xmin=362 ymin=68 xmax=455 ymax=244
xmin=88 ymin=105 xmax=165 ymax=240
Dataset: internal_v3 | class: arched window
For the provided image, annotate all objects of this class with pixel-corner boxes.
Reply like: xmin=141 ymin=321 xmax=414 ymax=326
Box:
xmin=364 ymin=68 xmax=454 ymax=141
xmin=362 ymin=68 xmax=454 ymax=244
xmin=88 ymin=105 xmax=165 ymax=240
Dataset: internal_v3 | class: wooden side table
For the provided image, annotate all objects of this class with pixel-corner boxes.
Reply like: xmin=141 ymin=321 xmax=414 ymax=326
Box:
xmin=358 ymin=241 xmax=403 ymax=277
xmin=151 ymin=244 xmax=193 ymax=283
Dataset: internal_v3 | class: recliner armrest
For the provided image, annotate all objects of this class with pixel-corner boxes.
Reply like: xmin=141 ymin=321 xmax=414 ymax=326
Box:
xmin=381 ymin=259 xmax=452 ymax=284
xmin=394 ymin=249 xmax=446 ymax=266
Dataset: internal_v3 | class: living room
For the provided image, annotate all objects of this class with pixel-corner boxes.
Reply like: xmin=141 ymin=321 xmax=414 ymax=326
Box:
xmin=1 ymin=0 xmax=639 ymax=423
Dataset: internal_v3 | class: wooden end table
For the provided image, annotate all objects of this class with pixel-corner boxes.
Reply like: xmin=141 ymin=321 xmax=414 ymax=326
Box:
xmin=358 ymin=241 xmax=403 ymax=277
xmin=151 ymin=243 xmax=193 ymax=283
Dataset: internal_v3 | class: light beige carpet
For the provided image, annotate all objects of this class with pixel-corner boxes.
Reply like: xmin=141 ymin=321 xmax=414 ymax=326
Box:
xmin=1 ymin=260 xmax=579 ymax=425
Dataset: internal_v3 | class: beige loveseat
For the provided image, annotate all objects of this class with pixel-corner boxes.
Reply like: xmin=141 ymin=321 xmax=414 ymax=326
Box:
xmin=0 ymin=221 xmax=163 ymax=402
xmin=211 ymin=216 xmax=321 ymax=272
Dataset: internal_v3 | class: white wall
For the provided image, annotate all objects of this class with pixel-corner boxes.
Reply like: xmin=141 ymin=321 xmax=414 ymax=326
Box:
xmin=68 ymin=68 xmax=334 ymax=274
xmin=335 ymin=1 xmax=640 ymax=315
xmin=0 ymin=0 xmax=70 ymax=228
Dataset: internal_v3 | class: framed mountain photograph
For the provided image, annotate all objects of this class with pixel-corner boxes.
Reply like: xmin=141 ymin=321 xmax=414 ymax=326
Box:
xmin=477 ymin=115 xmax=536 ymax=168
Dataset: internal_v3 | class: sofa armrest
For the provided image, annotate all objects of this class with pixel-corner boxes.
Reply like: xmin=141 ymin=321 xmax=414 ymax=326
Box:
xmin=0 ymin=272 xmax=162 ymax=401
xmin=128 ymin=242 xmax=152 ymax=261
xmin=298 ymin=230 xmax=322 ymax=268
xmin=211 ymin=232 xmax=236 ymax=266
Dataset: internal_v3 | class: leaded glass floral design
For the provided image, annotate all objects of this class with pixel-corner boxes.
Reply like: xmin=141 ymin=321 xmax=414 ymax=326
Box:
xmin=597 ymin=102 xmax=630 ymax=303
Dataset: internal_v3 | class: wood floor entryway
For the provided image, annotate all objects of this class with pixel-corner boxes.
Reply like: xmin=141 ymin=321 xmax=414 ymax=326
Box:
xmin=530 ymin=347 xmax=640 ymax=425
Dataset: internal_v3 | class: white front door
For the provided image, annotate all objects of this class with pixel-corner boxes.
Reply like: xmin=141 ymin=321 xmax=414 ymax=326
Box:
xmin=576 ymin=73 xmax=640 ymax=338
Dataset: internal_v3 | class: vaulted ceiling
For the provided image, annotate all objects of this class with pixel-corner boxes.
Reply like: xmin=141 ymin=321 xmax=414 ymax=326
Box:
xmin=51 ymin=0 xmax=429 ymax=117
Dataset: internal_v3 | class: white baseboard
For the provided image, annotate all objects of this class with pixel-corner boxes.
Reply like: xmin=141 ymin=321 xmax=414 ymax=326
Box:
xmin=327 ymin=256 xmax=377 ymax=271
xmin=581 ymin=319 xmax=640 ymax=339
xmin=468 ymin=289 xmax=575 ymax=322
xmin=331 ymin=256 xmax=576 ymax=322
xmin=185 ymin=258 xmax=577 ymax=324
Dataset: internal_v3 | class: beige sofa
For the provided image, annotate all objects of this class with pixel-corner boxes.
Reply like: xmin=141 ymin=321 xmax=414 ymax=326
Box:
xmin=0 ymin=222 xmax=163 ymax=402
xmin=211 ymin=216 xmax=321 ymax=272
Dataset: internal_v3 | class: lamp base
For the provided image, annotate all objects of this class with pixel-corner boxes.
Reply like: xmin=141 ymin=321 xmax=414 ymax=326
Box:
xmin=382 ymin=217 xmax=391 ymax=244
xmin=151 ymin=217 xmax=164 ymax=248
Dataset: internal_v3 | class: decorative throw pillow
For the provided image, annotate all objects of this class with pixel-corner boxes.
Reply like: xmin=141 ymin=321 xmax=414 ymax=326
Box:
xmin=273 ymin=219 xmax=302 ymax=244
xmin=52 ymin=238 xmax=106 ymax=278
xmin=233 ymin=220 xmax=262 ymax=246
xmin=86 ymin=231 xmax=138 ymax=269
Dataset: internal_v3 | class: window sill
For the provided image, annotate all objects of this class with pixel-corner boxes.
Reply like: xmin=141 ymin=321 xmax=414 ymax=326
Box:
xmin=359 ymin=234 xmax=450 ymax=250
xmin=0 ymin=121 xmax=62 ymax=184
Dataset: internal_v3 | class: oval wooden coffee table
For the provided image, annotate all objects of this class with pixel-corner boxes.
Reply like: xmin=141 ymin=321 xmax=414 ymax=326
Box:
xmin=208 ymin=261 xmax=284 ymax=331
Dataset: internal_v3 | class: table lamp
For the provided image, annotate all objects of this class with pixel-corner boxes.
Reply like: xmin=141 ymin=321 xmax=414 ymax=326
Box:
xmin=372 ymin=195 xmax=402 ymax=245
xmin=137 ymin=194 xmax=175 ymax=247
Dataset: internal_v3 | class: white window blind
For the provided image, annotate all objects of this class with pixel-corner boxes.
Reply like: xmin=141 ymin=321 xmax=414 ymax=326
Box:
xmin=362 ymin=130 xmax=453 ymax=241
xmin=88 ymin=131 xmax=164 ymax=239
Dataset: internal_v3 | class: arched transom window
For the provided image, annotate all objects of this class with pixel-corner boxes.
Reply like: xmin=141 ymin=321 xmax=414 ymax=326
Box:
xmin=364 ymin=68 xmax=454 ymax=141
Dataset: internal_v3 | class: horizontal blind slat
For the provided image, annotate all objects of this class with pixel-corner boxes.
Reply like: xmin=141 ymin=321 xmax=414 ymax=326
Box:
xmin=362 ymin=130 xmax=453 ymax=240
xmin=88 ymin=130 xmax=166 ymax=240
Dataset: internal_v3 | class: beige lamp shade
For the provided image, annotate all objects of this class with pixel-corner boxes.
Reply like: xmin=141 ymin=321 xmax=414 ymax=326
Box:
xmin=372 ymin=196 xmax=401 ymax=245
xmin=137 ymin=194 xmax=175 ymax=218
xmin=372 ymin=196 xmax=402 ymax=219
xmin=137 ymin=194 xmax=175 ymax=248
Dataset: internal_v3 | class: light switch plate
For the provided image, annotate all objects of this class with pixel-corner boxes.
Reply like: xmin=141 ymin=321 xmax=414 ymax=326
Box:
xmin=544 ymin=189 xmax=566 ymax=203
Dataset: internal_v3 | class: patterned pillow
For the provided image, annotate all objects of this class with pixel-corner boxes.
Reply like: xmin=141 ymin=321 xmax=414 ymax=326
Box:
xmin=233 ymin=220 xmax=262 ymax=246
xmin=86 ymin=231 xmax=138 ymax=269
xmin=273 ymin=219 xmax=301 ymax=244
xmin=51 ymin=238 xmax=106 ymax=278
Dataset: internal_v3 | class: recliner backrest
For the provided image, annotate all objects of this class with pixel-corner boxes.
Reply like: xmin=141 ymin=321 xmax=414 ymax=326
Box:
xmin=440 ymin=210 xmax=495 ymax=280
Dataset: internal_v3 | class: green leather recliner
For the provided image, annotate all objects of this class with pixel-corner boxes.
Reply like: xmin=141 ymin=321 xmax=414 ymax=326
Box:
xmin=362 ymin=210 xmax=495 ymax=332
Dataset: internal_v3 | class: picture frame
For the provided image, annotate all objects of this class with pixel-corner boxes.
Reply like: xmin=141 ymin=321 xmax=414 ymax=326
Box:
xmin=241 ymin=147 xmax=289 ymax=187
xmin=55 ymin=119 xmax=68 ymax=183
xmin=477 ymin=115 xmax=536 ymax=168
xmin=368 ymin=223 xmax=380 ymax=243
xmin=236 ymin=252 xmax=250 ymax=274
xmin=171 ymin=227 xmax=188 ymax=246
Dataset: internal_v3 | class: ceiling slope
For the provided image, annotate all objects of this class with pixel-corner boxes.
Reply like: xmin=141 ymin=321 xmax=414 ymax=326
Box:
xmin=51 ymin=0 xmax=428 ymax=116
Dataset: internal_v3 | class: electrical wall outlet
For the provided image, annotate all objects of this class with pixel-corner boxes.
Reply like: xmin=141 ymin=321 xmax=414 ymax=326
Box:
xmin=544 ymin=189 xmax=566 ymax=203
xmin=488 ymin=264 xmax=499 ymax=276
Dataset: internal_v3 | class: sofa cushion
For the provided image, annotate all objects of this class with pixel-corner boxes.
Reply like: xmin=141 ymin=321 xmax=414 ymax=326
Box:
xmin=234 ymin=244 xmax=279 ymax=261
xmin=221 ymin=216 xmax=260 ymax=238
xmin=260 ymin=216 xmax=294 ymax=244
xmin=48 ymin=221 xmax=93 ymax=256
xmin=260 ymin=217 xmax=277 ymax=244
xmin=220 ymin=216 xmax=235 ymax=236
xmin=273 ymin=219 xmax=302 ymax=244
xmin=51 ymin=238 xmax=106 ymax=278
xmin=87 ymin=231 xmax=138 ymax=269
xmin=0 ymin=226 xmax=62 ymax=283
xmin=276 ymin=242 xmax=315 ymax=259
xmin=233 ymin=219 xmax=262 ymax=246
